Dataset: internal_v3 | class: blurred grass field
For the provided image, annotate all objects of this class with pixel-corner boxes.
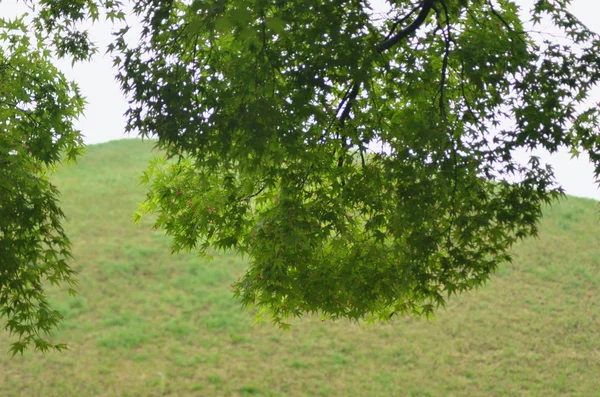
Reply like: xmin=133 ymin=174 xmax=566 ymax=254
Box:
xmin=1 ymin=139 xmax=599 ymax=396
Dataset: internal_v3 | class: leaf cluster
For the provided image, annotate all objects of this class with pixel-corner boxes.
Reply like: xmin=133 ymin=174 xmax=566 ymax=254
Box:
xmin=0 ymin=16 xmax=83 ymax=354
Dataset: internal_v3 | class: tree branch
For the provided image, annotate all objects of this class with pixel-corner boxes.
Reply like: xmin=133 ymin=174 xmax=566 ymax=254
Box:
xmin=487 ymin=0 xmax=513 ymax=32
xmin=377 ymin=0 xmax=436 ymax=53
xmin=339 ymin=83 xmax=360 ymax=127
xmin=324 ymin=83 xmax=354 ymax=137
xmin=438 ymin=0 xmax=451 ymax=119
xmin=337 ymin=83 xmax=360 ymax=172
xmin=385 ymin=5 xmax=420 ymax=40
xmin=331 ymin=0 xmax=435 ymax=179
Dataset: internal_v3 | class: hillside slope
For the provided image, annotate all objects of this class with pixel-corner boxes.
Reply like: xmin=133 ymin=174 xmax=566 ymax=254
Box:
xmin=1 ymin=139 xmax=599 ymax=396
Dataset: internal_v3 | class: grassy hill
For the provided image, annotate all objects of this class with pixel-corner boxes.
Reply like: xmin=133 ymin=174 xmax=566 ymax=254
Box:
xmin=1 ymin=139 xmax=599 ymax=396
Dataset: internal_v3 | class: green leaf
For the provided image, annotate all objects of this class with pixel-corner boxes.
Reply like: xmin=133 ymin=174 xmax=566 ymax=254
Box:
xmin=265 ymin=17 xmax=286 ymax=35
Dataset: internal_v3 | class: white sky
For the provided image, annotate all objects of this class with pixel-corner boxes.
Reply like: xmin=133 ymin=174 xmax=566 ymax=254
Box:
xmin=1 ymin=0 xmax=599 ymax=200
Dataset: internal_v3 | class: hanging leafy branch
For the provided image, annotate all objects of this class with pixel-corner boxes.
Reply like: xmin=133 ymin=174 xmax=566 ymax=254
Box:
xmin=113 ymin=0 xmax=600 ymax=326
xmin=0 ymin=15 xmax=84 ymax=354
xmin=2 ymin=0 xmax=600 ymax=343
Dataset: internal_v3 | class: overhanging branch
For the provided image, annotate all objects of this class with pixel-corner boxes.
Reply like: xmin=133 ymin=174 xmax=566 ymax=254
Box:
xmin=330 ymin=0 xmax=435 ymax=176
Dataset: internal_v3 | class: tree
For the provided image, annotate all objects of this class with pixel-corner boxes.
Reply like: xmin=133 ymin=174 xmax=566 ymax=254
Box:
xmin=3 ymin=0 xmax=600 ymax=347
xmin=120 ymin=0 xmax=600 ymax=325
xmin=0 ymin=15 xmax=84 ymax=354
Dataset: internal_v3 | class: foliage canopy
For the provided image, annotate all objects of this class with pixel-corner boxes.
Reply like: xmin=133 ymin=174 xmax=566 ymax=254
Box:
xmin=122 ymin=0 xmax=600 ymax=325
xmin=2 ymin=0 xmax=600 ymax=348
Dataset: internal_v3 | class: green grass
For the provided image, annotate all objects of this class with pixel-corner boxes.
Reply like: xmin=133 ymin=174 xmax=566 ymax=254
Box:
xmin=1 ymin=139 xmax=600 ymax=396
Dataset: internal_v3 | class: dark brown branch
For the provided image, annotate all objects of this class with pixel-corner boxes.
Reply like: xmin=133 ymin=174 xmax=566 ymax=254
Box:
xmin=377 ymin=0 xmax=436 ymax=53
xmin=245 ymin=184 xmax=266 ymax=200
xmin=337 ymin=83 xmax=360 ymax=172
xmin=332 ymin=0 xmax=433 ymax=140
xmin=488 ymin=0 xmax=513 ymax=32
xmin=439 ymin=0 xmax=451 ymax=118
xmin=487 ymin=0 xmax=526 ymax=47
xmin=339 ymin=83 xmax=360 ymax=127
xmin=331 ymin=0 xmax=434 ymax=182
xmin=385 ymin=5 xmax=421 ymax=40
xmin=324 ymin=83 xmax=354 ymax=137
